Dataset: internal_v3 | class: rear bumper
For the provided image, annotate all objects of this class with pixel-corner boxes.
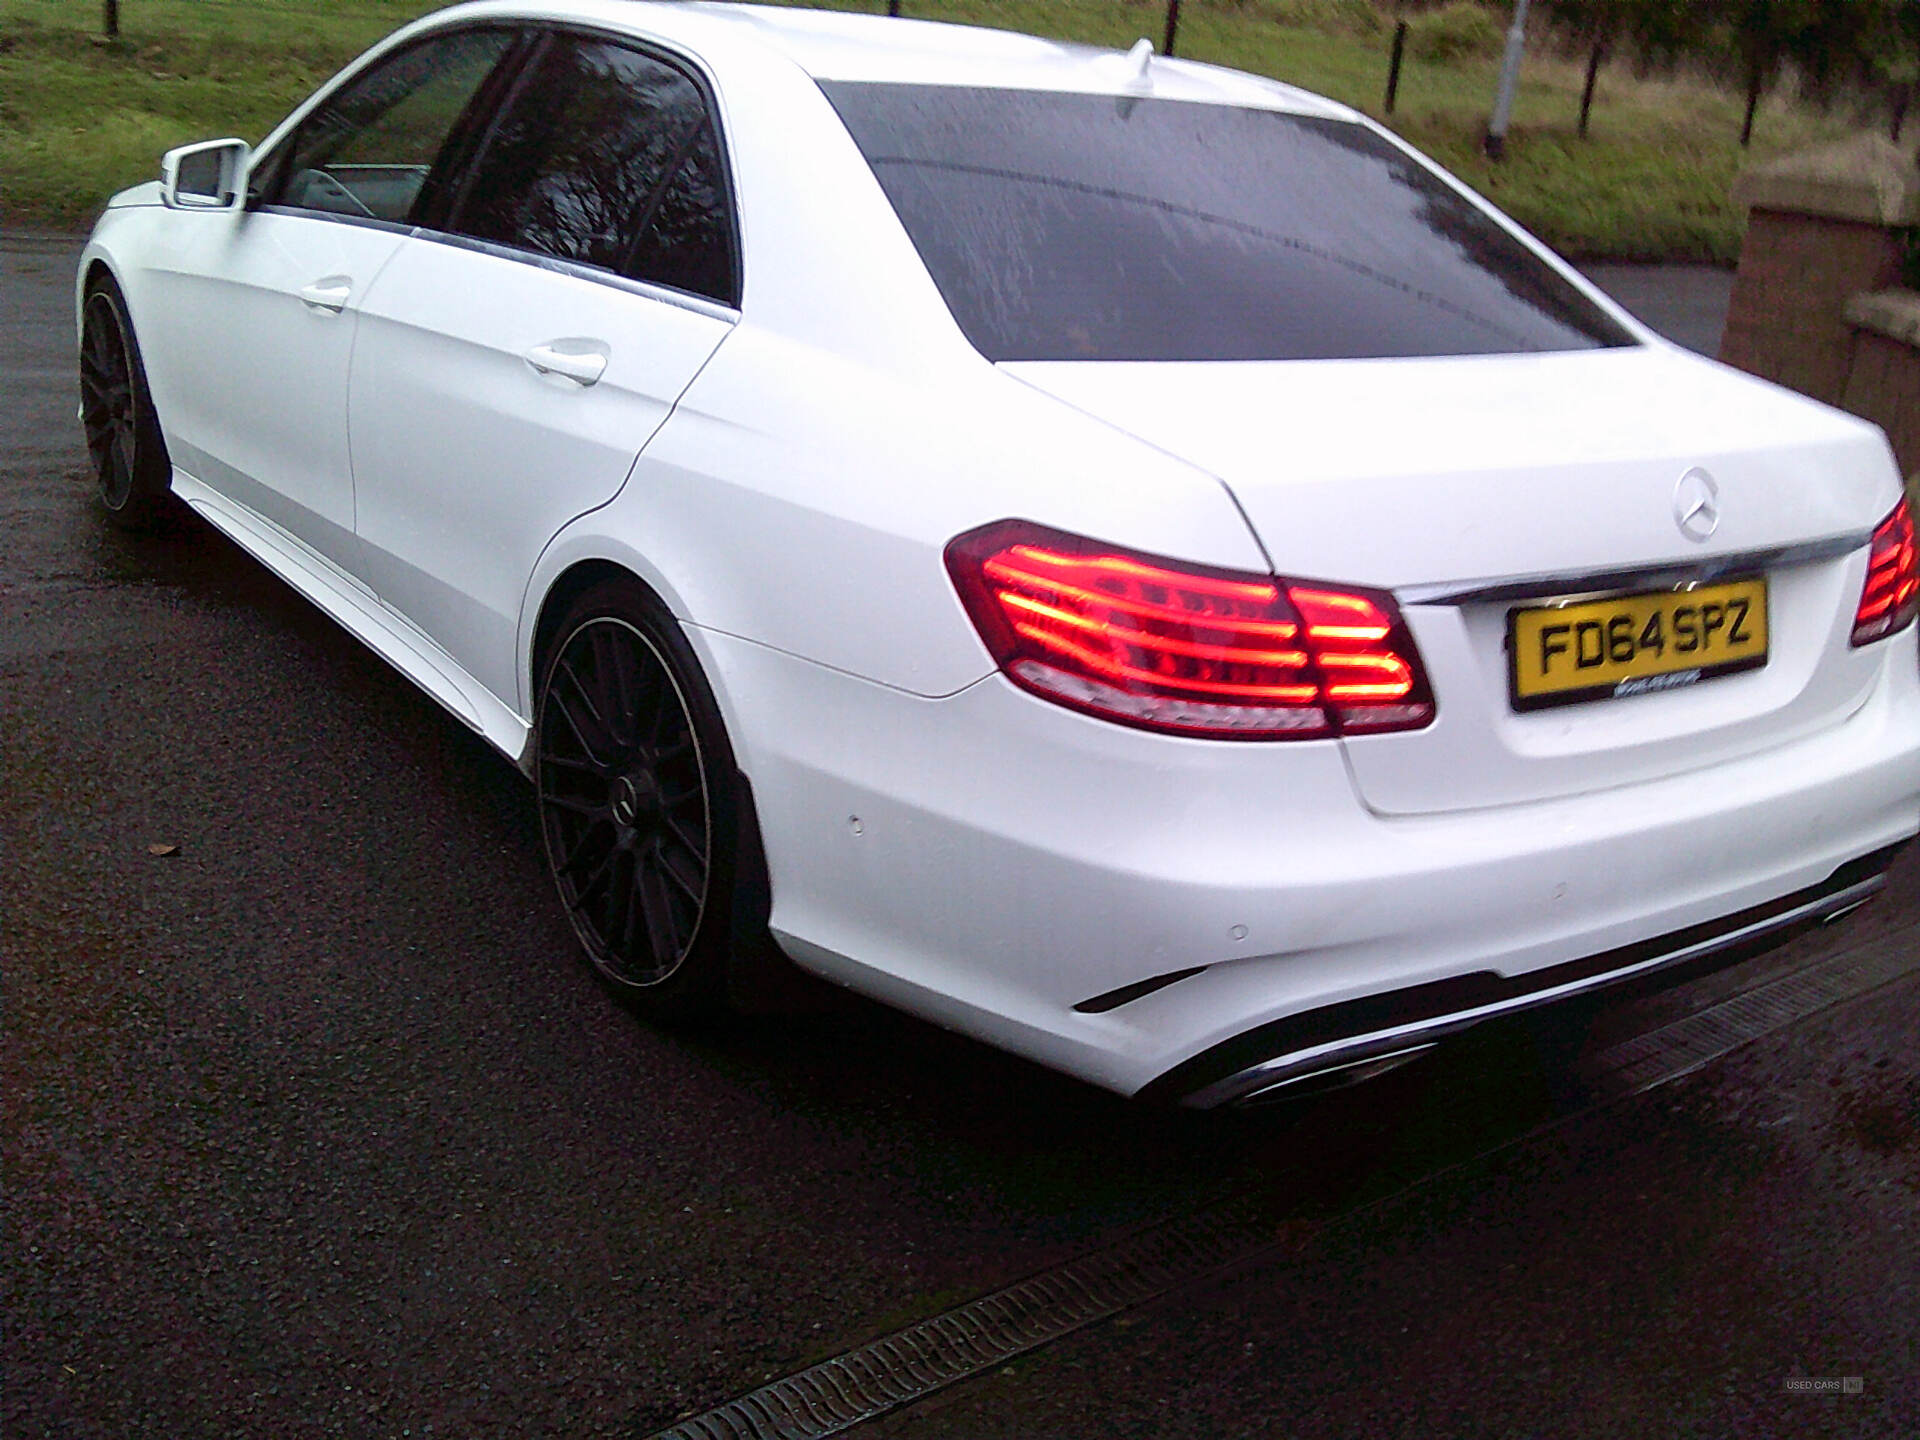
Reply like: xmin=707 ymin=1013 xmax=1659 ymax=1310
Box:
xmin=1142 ymin=841 xmax=1904 ymax=1107
xmin=692 ymin=623 xmax=1920 ymax=1100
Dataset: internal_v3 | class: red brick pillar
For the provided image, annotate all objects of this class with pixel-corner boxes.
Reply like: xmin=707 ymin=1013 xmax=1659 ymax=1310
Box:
xmin=1840 ymin=292 xmax=1920 ymax=476
xmin=1719 ymin=135 xmax=1920 ymax=406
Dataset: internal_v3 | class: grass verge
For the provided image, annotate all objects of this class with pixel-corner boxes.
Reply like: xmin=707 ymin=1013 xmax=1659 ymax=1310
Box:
xmin=0 ymin=0 xmax=1868 ymax=257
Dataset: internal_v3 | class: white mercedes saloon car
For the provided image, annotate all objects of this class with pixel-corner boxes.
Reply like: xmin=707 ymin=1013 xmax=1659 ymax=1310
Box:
xmin=78 ymin=1 xmax=1920 ymax=1106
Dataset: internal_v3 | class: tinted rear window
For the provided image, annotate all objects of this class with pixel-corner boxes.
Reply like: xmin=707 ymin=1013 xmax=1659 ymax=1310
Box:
xmin=820 ymin=83 xmax=1633 ymax=363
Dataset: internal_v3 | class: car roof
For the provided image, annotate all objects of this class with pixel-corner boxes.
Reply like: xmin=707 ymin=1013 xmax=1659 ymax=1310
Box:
xmin=424 ymin=0 xmax=1356 ymax=118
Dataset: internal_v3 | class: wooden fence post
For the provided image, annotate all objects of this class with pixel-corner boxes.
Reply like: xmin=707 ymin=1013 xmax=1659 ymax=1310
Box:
xmin=1578 ymin=41 xmax=1604 ymax=139
xmin=1384 ymin=22 xmax=1409 ymax=114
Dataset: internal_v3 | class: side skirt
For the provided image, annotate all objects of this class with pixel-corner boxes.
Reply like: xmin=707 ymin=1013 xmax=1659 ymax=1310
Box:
xmin=172 ymin=469 xmax=533 ymax=771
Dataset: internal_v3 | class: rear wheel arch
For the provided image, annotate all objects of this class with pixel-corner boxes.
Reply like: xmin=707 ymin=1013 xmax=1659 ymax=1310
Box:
xmin=528 ymin=562 xmax=792 ymax=1014
xmin=530 ymin=559 xmax=638 ymax=703
xmin=528 ymin=556 xmax=743 ymax=747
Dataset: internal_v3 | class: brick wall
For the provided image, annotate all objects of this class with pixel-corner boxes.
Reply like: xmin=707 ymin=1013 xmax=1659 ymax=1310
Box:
xmin=1719 ymin=210 xmax=1906 ymax=406
xmin=1839 ymin=324 xmax=1920 ymax=477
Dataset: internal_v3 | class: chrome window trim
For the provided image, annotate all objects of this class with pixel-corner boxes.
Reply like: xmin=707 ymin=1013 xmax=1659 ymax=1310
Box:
xmin=253 ymin=204 xmax=414 ymax=237
xmin=413 ymin=227 xmax=742 ymax=322
xmin=241 ymin=207 xmax=741 ymax=323
xmin=1396 ymin=530 xmax=1870 ymax=607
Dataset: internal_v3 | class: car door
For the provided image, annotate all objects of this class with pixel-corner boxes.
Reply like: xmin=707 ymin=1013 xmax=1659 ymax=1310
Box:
xmin=139 ymin=25 xmax=522 ymax=576
xmin=346 ymin=30 xmax=739 ymax=711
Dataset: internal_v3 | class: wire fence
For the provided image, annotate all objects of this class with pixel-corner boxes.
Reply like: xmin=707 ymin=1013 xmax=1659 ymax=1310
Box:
xmin=8 ymin=0 xmax=441 ymax=26
xmin=14 ymin=0 xmax=1191 ymax=41
xmin=11 ymin=0 xmax=1891 ymax=154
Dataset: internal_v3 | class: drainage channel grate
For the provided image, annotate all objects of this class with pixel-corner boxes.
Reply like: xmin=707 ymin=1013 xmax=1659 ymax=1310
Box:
xmin=648 ymin=935 xmax=1917 ymax=1440
xmin=652 ymin=1199 xmax=1293 ymax=1440
xmin=1580 ymin=936 xmax=1920 ymax=1096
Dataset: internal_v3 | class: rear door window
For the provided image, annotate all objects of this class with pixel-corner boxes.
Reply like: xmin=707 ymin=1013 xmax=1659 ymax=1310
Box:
xmin=821 ymin=83 xmax=1634 ymax=362
xmin=264 ymin=27 xmax=517 ymax=224
xmin=448 ymin=34 xmax=739 ymax=305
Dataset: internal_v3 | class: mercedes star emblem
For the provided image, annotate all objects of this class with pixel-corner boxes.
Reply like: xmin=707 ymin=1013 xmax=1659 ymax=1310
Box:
xmin=1673 ymin=468 xmax=1721 ymax=543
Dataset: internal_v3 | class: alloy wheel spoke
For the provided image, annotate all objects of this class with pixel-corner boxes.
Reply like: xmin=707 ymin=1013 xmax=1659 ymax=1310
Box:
xmin=568 ymin=846 xmax=620 ymax=910
xmin=654 ymin=844 xmax=703 ymax=904
xmin=607 ymin=633 xmax=645 ymax=747
xmin=616 ymin=853 xmax=649 ymax=967
xmin=78 ymin=366 xmax=117 ymax=404
xmin=556 ymin=820 xmax=609 ymax=876
xmin=544 ymin=792 xmax=608 ymax=821
xmin=112 ymin=428 xmax=136 ymax=491
xmin=602 ymin=848 xmax=636 ymax=962
xmin=559 ymin=659 xmax=616 ymax=748
xmin=636 ymin=847 xmax=682 ymax=970
xmin=550 ymin=691 xmax=611 ymax=770
xmin=83 ymin=322 xmax=120 ymax=380
xmin=661 ymin=812 xmax=704 ymax=859
xmin=647 ymin=678 xmax=674 ymax=744
xmin=588 ymin=627 xmax=634 ymax=747
xmin=541 ymin=753 xmax=608 ymax=778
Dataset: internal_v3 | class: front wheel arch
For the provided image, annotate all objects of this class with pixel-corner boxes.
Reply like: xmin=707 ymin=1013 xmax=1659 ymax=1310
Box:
xmin=79 ymin=259 xmax=116 ymax=328
xmin=78 ymin=267 xmax=174 ymax=529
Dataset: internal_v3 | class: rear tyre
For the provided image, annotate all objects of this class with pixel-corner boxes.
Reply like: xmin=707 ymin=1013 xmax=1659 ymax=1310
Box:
xmin=534 ymin=580 xmax=741 ymax=1023
xmin=79 ymin=275 xmax=173 ymax=530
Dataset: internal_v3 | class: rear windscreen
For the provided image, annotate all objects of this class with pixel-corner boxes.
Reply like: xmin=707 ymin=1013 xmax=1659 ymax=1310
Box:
xmin=820 ymin=83 xmax=1634 ymax=363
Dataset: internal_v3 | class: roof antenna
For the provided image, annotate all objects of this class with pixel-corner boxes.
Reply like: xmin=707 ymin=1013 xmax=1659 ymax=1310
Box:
xmin=1125 ymin=37 xmax=1154 ymax=85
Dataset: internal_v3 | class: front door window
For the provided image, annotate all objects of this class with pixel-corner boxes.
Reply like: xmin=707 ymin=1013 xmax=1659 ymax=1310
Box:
xmin=264 ymin=28 xmax=516 ymax=224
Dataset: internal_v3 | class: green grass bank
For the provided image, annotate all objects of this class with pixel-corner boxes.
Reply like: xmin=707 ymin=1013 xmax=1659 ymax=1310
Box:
xmin=0 ymin=0 xmax=1871 ymax=257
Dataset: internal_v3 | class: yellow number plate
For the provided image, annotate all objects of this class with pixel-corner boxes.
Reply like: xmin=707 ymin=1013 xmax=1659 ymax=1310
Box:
xmin=1508 ymin=578 xmax=1769 ymax=711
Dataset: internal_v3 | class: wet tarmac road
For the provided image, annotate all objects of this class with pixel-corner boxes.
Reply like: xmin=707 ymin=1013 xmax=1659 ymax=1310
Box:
xmin=3 ymin=232 xmax=1916 ymax=1438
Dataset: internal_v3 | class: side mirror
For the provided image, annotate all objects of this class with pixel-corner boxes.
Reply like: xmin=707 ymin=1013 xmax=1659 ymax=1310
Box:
xmin=161 ymin=138 xmax=251 ymax=211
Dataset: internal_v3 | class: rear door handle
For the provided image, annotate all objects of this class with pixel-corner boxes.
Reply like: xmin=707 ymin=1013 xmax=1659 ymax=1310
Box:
xmin=524 ymin=341 xmax=608 ymax=387
xmin=299 ymin=277 xmax=352 ymax=314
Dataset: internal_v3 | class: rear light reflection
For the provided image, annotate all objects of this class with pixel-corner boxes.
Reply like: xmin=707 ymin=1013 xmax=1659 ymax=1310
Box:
xmin=946 ymin=520 xmax=1435 ymax=740
xmin=1852 ymin=498 xmax=1919 ymax=647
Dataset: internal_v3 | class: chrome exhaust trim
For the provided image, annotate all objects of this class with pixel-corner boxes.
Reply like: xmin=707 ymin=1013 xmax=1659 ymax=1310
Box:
xmin=1230 ymin=1044 xmax=1439 ymax=1108
xmin=1178 ymin=868 xmax=1889 ymax=1110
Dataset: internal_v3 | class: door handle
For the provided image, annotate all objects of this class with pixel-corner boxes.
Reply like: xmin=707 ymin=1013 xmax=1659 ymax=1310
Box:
xmin=299 ymin=277 xmax=352 ymax=314
xmin=524 ymin=342 xmax=608 ymax=387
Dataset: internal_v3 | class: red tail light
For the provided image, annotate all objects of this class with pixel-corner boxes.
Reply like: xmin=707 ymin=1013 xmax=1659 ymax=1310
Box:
xmin=945 ymin=521 xmax=1435 ymax=740
xmin=1852 ymin=498 xmax=1919 ymax=647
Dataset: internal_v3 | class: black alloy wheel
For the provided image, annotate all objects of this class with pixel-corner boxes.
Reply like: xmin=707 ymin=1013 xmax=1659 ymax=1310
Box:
xmin=536 ymin=584 xmax=739 ymax=1019
xmin=79 ymin=278 xmax=172 ymax=529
